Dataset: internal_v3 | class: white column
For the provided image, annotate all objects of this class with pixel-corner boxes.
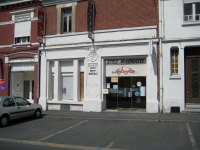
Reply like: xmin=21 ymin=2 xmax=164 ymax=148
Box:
xmin=73 ymin=60 xmax=79 ymax=102
xmin=39 ymin=52 xmax=47 ymax=110
xmin=54 ymin=61 xmax=61 ymax=101
xmin=47 ymin=61 xmax=53 ymax=100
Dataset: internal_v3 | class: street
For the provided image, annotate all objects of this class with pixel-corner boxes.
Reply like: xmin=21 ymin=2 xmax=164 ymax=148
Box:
xmin=0 ymin=111 xmax=200 ymax=150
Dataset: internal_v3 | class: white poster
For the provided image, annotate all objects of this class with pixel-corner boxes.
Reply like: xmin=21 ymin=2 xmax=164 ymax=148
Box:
xmin=140 ymin=86 xmax=146 ymax=96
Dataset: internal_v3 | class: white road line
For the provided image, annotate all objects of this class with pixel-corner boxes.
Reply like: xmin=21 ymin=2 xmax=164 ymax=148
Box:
xmin=107 ymin=142 xmax=115 ymax=148
xmin=39 ymin=120 xmax=88 ymax=142
xmin=186 ymin=123 xmax=199 ymax=150
xmin=0 ymin=138 xmax=127 ymax=150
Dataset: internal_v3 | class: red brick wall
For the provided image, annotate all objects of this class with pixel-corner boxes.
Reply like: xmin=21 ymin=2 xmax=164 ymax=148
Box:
xmin=45 ymin=6 xmax=57 ymax=35
xmin=76 ymin=0 xmax=158 ymax=32
xmin=0 ymin=25 xmax=14 ymax=46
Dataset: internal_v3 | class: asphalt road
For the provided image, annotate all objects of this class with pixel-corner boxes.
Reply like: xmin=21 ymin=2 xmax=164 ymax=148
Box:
xmin=0 ymin=112 xmax=199 ymax=150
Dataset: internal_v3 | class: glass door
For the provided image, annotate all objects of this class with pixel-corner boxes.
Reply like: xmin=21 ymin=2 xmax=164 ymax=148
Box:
xmin=118 ymin=77 xmax=132 ymax=108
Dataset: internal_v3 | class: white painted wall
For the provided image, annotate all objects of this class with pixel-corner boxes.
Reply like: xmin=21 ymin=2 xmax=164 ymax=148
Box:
xmin=39 ymin=26 xmax=159 ymax=113
xmin=162 ymin=0 xmax=200 ymax=113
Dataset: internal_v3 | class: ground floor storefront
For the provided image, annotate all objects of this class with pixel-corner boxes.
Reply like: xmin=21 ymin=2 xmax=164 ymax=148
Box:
xmin=0 ymin=52 xmax=38 ymax=104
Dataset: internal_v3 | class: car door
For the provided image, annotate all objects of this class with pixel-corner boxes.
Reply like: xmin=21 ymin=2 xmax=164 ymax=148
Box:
xmin=14 ymin=97 xmax=34 ymax=118
xmin=2 ymin=98 xmax=18 ymax=120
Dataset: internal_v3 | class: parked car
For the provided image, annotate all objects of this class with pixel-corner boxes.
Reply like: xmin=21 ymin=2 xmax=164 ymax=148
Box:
xmin=0 ymin=96 xmax=42 ymax=127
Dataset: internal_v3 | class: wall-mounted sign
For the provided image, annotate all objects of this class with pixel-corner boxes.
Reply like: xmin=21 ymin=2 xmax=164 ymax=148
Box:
xmin=87 ymin=0 xmax=94 ymax=40
xmin=88 ymin=63 xmax=98 ymax=75
xmin=106 ymin=59 xmax=146 ymax=77
xmin=106 ymin=59 xmax=145 ymax=65
xmin=0 ymin=79 xmax=6 ymax=91
xmin=37 ymin=3 xmax=45 ymax=44
xmin=111 ymin=77 xmax=118 ymax=82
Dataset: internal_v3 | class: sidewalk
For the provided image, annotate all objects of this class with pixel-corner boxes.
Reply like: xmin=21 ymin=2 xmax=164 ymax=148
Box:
xmin=42 ymin=110 xmax=200 ymax=123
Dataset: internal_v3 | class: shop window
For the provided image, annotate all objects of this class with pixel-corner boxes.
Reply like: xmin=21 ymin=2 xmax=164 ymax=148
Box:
xmin=171 ymin=47 xmax=179 ymax=75
xmin=184 ymin=2 xmax=200 ymax=22
xmin=57 ymin=3 xmax=77 ymax=34
xmin=62 ymin=76 xmax=73 ymax=100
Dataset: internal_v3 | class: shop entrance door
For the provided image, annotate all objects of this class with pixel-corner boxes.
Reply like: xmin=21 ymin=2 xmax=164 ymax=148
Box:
xmin=106 ymin=77 xmax=146 ymax=109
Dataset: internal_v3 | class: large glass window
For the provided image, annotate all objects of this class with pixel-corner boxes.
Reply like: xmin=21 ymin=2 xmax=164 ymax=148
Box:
xmin=62 ymin=76 xmax=73 ymax=100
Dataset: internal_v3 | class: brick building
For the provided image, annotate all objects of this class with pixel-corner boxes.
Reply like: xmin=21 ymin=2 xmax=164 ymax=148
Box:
xmin=39 ymin=0 xmax=160 ymax=113
xmin=0 ymin=0 xmax=42 ymax=104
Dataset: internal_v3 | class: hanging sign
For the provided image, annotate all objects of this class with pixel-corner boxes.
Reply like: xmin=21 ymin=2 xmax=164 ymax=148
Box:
xmin=37 ymin=3 xmax=45 ymax=44
xmin=87 ymin=0 xmax=94 ymax=40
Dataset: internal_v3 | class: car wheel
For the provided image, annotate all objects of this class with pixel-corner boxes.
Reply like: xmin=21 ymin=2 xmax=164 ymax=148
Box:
xmin=34 ymin=109 xmax=41 ymax=118
xmin=0 ymin=116 xmax=9 ymax=127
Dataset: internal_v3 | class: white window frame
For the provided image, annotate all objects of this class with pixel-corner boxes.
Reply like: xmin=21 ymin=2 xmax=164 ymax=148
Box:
xmin=171 ymin=47 xmax=179 ymax=75
xmin=184 ymin=2 xmax=200 ymax=22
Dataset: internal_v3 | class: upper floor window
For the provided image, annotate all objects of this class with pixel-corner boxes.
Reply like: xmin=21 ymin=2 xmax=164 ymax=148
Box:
xmin=171 ymin=47 xmax=179 ymax=75
xmin=62 ymin=8 xmax=72 ymax=33
xmin=57 ymin=3 xmax=77 ymax=34
xmin=184 ymin=2 xmax=200 ymax=22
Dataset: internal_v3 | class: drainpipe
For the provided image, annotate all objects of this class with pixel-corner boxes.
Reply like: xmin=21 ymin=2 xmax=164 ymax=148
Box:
xmin=159 ymin=0 xmax=164 ymax=113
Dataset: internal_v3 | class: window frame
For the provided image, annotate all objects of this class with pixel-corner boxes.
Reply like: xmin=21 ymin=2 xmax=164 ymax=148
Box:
xmin=15 ymin=36 xmax=30 ymax=44
xmin=184 ymin=2 xmax=200 ymax=22
xmin=171 ymin=47 xmax=179 ymax=75
xmin=62 ymin=8 xmax=72 ymax=33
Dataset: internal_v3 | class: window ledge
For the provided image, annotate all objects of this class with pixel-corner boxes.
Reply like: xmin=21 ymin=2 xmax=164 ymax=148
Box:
xmin=13 ymin=43 xmax=31 ymax=48
xmin=169 ymin=75 xmax=181 ymax=79
xmin=182 ymin=21 xmax=200 ymax=27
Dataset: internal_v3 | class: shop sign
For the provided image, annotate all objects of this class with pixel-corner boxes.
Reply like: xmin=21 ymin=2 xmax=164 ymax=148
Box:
xmin=115 ymin=65 xmax=137 ymax=75
xmin=37 ymin=3 xmax=45 ymax=44
xmin=106 ymin=59 xmax=145 ymax=65
xmin=111 ymin=77 xmax=118 ymax=82
xmin=87 ymin=0 xmax=94 ymax=40
xmin=0 ymin=79 xmax=6 ymax=91
xmin=88 ymin=63 xmax=98 ymax=75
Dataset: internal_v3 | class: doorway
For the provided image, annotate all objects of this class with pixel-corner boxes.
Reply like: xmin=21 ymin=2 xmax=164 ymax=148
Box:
xmin=185 ymin=47 xmax=200 ymax=103
xmin=106 ymin=77 xmax=146 ymax=109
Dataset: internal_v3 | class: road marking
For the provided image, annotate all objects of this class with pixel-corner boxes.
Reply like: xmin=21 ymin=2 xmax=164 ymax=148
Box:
xmin=39 ymin=120 xmax=88 ymax=142
xmin=186 ymin=123 xmax=199 ymax=150
xmin=0 ymin=138 xmax=127 ymax=150
xmin=44 ymin=115 xmax=200 ymax=123
xmin=107 ymin=142 xmax=115 ymax=148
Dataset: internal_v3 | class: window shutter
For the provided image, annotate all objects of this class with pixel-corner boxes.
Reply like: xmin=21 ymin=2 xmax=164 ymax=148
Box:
xmin=15 ymin=21 xmax=31 ymax=38
xmin=62 ymin=76 xmax=73 ymax=100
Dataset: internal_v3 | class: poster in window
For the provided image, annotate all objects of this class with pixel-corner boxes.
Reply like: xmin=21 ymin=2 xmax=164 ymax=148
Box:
xmin=0 ymin=79 xmax=6 ymax=91
xmin=62 ymin=88 xmax=66 ymax=94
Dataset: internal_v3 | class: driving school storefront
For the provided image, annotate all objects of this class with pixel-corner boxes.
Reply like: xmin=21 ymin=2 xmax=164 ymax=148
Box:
xmin=105 ymin=59 xmax=147 ymax=110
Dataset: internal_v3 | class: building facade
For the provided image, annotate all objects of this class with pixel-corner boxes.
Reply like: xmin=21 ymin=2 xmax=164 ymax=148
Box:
xmin=160 ymin=0 xmax=200 ymax=113
xmin=0 ymin=0 xmax=42 ymax=103
xmin=39 ymin=0 xmax=160 ymax=113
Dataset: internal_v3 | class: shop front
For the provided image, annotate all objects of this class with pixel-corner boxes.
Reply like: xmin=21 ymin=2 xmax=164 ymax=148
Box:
xmin=105 ymin=59 xmax=147 ymax=110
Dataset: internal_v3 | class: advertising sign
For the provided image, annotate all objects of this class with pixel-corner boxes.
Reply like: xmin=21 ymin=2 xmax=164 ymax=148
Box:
xmin=0 ymin=79 xmax=6 ymax=91
xmin=88 ymin=63 xmax=98 ymax=75
xmin=37 ymin=3 xmax=45 ymax=44
xmin=87 ymin=0 xmax=94 ymax=40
